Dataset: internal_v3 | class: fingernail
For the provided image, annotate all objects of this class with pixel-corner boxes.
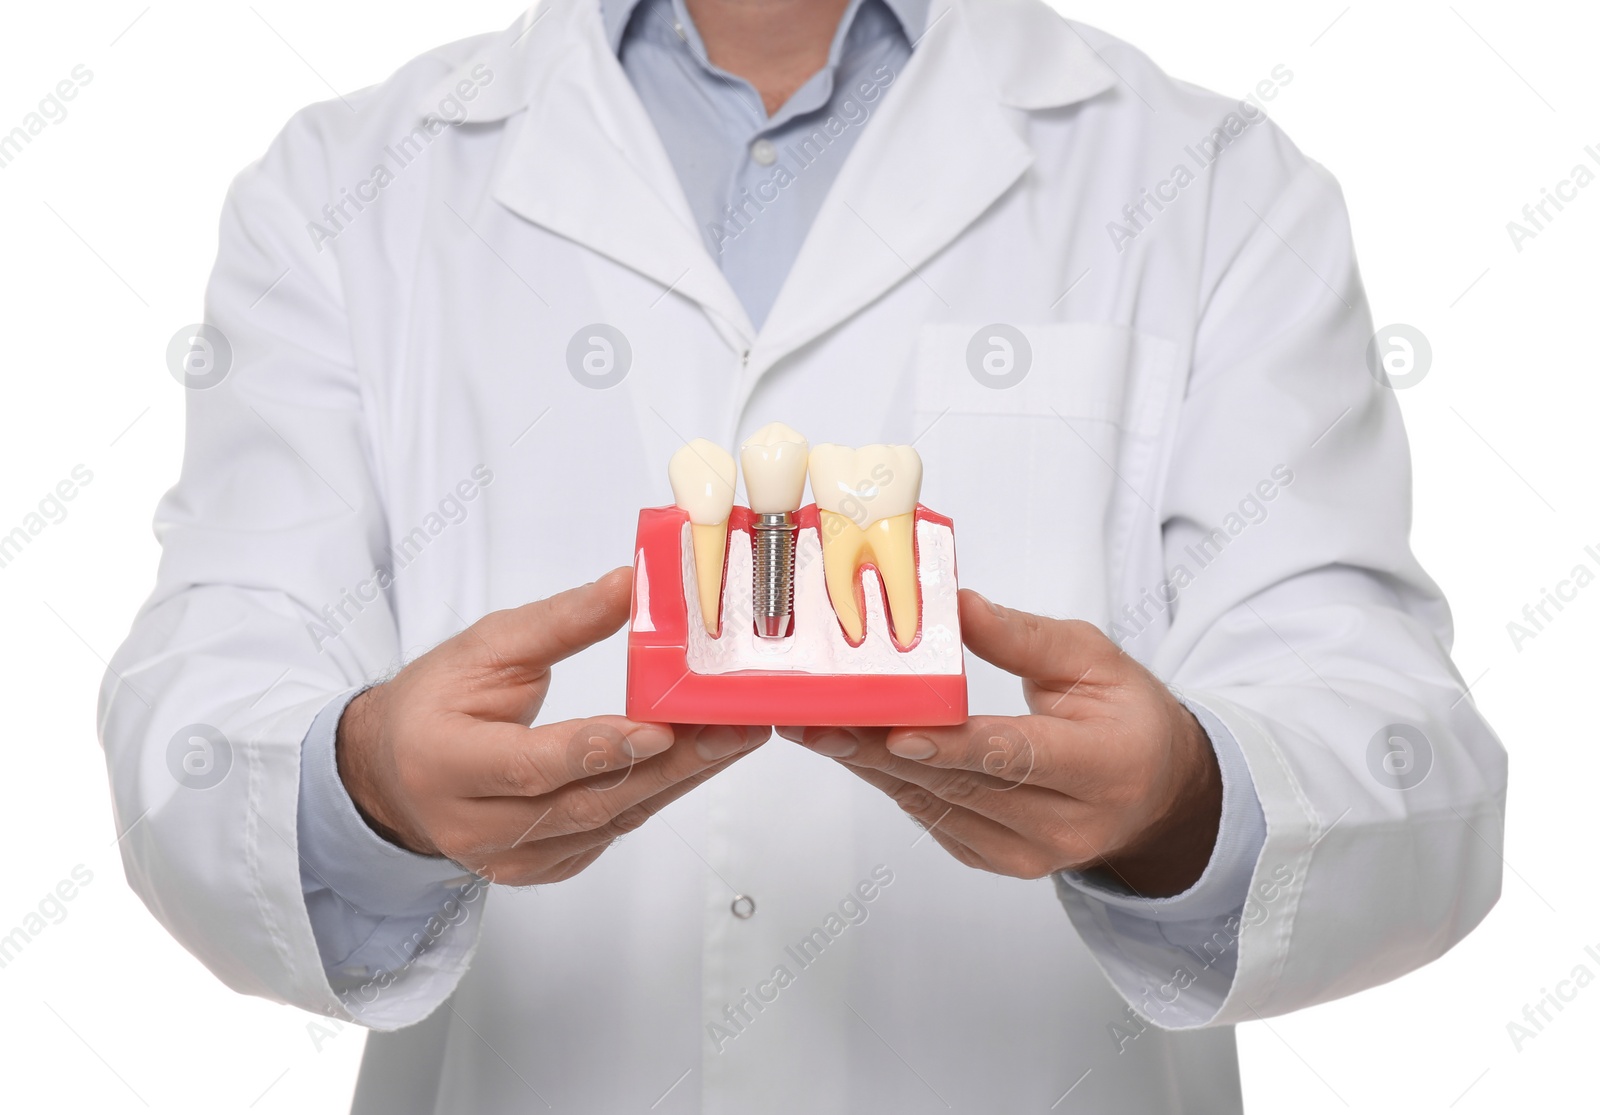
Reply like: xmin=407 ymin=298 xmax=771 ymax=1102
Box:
xmin=977 ymin=592 xmax=1006 ymax=619
xmin=696 ymin=725 xmax=749 ymax=761
xmin=774 ymin=726 xmax=806 ymax=743
xmin=624 ymin=725 xmax=674 ymax=759
xmin=888 ymin=735 xmax=937 ymax=760
xmin=804 ymin=730 xmax=858 ymax=759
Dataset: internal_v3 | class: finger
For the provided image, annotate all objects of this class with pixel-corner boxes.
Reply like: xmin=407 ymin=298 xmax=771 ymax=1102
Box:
xmin=823 ymin=726 xmax=1091 ymax=839
xmin=783 ymin=725 xmax=888 ymax=758
xmin=957 ymin=588 xmax=1116 ymax=689
xmin=470 ymin=751 xmax=750 ymax=883
xmin=471 ymin=842 xmax=612 ymax=889
xmin=841 ymin=763 xmax=1062 ymax=879
xmin=442 ymin=715 xmax=668 ymax=797
xmin=483 ymin=723 xmax=764 ymax=844
xmin=448 ymin=725 xmax=767 ymax=848
xmin=531 ymin=846 xmax=611 ymax=885
xmin=840 ymin=763 xmax=986 ymax=862
xmin=462 ymin=566 xmax=634 ymax=673
xmin=878 ymin=715 xmax=1102 ymax=790
xmin=450 ymin=717 xmax=766 ymax=799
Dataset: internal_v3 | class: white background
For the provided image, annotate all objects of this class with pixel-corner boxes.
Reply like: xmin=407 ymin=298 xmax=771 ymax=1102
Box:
xmin=0 ymin=1 xmax=1593 ymax=1111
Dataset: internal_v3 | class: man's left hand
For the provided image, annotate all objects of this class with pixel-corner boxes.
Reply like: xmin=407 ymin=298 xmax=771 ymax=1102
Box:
xmin=781 ymin=589 xmax=1223 ymax=897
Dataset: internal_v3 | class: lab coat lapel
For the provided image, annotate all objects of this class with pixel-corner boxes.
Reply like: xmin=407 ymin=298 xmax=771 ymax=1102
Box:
xmin=486 ymin=0 xmax=755 ymax=345
xmin=741 ymin=0 xmax=1029 ymax=397
xmin=738 ymin=0 xmax=1122 ymax=408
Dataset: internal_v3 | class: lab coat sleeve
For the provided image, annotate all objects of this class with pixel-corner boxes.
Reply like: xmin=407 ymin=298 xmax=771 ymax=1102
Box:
xmin=1057 ymin=137 xmax=1508 ymax=1028
xmin=297 ymin=689 xmax=486 ymax=1022
xmin=96 ymin=111 xmax=483 ymax=1029
xmin=1054 ymin=702 xmax=1267 ymax=1021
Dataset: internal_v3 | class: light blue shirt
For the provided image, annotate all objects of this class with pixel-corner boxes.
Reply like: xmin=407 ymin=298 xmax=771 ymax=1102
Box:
xmin=608 ymin=0 xmax=922 ymax=326
xmin=297 ymin=0 xmax=1267 ymax=1014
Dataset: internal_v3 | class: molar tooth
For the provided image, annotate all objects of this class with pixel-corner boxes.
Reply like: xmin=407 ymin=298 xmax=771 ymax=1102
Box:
xmin=669 ymin=439 xmax=737 ymax=635
xmin=807 ymin=444 xmax=923 ymax=649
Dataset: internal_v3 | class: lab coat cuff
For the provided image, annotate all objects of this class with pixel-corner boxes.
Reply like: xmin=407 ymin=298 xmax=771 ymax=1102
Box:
xmin=297 ymin=687 xmax=480 ymax=918
xmin=1055 ymin=696 xmax=1267 ymax=924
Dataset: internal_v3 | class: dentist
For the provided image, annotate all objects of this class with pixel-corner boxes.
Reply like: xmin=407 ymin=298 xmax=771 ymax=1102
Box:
xmin=100 ymin=0 xmax=1507 ymax=1111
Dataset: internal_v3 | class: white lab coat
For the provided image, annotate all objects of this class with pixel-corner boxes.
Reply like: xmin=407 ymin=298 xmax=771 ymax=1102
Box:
xmin=99 ymin=0 xmax=1507 ymax=1110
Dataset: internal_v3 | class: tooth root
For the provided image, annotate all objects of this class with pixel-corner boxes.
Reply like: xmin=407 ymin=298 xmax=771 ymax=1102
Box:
xmin=818 ymin=510 xmax=921 ymax=649
xmin=870 ymin=513 xmax=920 ymax=649
xmin=819 ymin=511 xmax=868 ymax=644
xmin=689 ymin=522 xmax=728 ymax=635
xmin=668 ymin=439 xmax=737 ymax=638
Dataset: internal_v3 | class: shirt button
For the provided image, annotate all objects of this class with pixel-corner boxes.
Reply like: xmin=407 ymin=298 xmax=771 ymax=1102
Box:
xmin=749 ymin=139 xmax=778 ymax=167
xmin=730 ymin=894 xmax=756 ymax=919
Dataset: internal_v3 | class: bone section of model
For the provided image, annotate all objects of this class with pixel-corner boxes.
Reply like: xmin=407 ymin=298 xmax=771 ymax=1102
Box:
xmin=680 ymin=516 xmax=961 ymax=675
xmin=668 ymin=439 xmax=737 ymax=635
xmin=806 ymin=443 xmax=924 ymax=649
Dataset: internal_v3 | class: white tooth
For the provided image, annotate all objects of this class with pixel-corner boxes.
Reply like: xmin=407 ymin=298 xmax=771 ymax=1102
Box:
xmin=670 ymin=439 xmax=737 ymax=525
xmin=809 ymin=444 xmax=921 ymax=525
xmin=669 ymin=439 xmax=736 ymax=635
xmin=807 ymin=444 xmax=923 ymax=648
xmin=739 ymin=422 xmax=810 ymax=514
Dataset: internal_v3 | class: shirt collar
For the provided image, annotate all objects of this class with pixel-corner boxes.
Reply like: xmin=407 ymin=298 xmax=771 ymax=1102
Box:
xmin=599 ymin=0 xmax=930 ymax=54
xmin=415 ymin=0 xmax=1119 ymax=123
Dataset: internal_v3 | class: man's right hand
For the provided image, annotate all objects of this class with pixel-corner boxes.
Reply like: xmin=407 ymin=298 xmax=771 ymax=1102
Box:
xmin=335 ymin=566 xmax=766 ymax=886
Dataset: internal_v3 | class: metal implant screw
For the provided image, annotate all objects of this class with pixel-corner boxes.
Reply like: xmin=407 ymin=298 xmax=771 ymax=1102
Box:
xmin=751 ymin=512 xmax=797 ymax=639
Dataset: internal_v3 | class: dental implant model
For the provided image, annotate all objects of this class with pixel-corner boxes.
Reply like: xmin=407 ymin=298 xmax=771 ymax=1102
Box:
xmin=740 ymin=422 xmax=809 ymax=640
xmin=626 ymin=427 xmax=967 ymax=727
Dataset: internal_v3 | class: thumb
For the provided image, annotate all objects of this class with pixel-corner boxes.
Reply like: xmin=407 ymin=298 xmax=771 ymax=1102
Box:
xmin=957 ymin=588 xmax=1111 ymax=687
xmin=467 ymin=566 xmax=634 ymax=671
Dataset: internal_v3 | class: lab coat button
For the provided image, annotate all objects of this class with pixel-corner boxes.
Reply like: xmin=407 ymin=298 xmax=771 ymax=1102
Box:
xmin=749 ymin=139 xmax=778 ymax=167
xmin=730 ymin=894 xmax=756 ymax=919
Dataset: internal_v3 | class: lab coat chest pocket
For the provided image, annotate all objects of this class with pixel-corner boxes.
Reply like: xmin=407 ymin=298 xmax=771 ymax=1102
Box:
xmin=910 ymin=321 xmax=1180 ymax=634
